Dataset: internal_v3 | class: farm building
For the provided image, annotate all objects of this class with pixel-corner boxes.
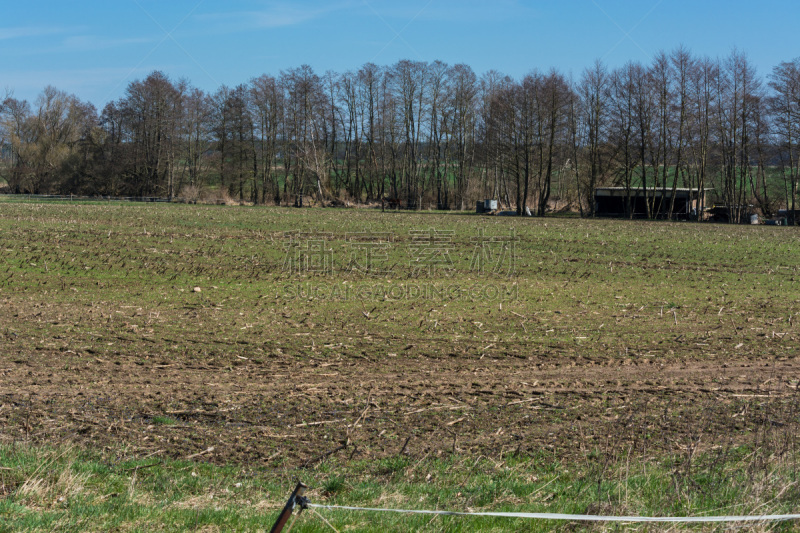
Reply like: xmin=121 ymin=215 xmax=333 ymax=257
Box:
xmin=594 ymin=187 xmax=710 ymax=219
xmin=778 ymin=209 xmax=800 ymax=225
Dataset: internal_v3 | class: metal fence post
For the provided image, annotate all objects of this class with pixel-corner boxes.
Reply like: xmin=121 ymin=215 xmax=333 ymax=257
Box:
xmin=269 ymin=481 xmax=308 ymax=533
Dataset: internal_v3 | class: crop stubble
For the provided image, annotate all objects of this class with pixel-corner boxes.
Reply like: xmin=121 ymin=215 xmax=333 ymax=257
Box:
xmin=0 ymin=201 xmax=798 ymax=469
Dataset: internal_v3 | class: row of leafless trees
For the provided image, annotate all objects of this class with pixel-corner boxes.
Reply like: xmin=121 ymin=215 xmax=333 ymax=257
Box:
xmin=2 ymin=49 xmax=799 ymax=220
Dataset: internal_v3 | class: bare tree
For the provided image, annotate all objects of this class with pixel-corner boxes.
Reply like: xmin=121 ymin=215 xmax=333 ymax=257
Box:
xmin=448 ymin=64 xmax=478 ymax=210
xmin=629 ymin=62 xmax=655 ymax=218
xmin=281 ymin=65 xmax=329 ymax=206
xmin=250 ymin=74 xmax=283 ymax=204
xmin=685 ymin=56 xmax=717 ymax=220
xmin=0 ymin=96 xmax=33 ymax=193
xmin=356 ymin=63 xmax=384 ymax=202
xmin=5 ymin=54 xmax=798 ymax=215
xmin=579 ymin=60 xmax=611 ymax=216
xmin=769 ymin=58 xmax=800 ymax=223
xmin=478 ymin=70 xmax=513 ymax=206
xmin=120 ymin=71 xmax=182 ymax=196
xmin=181 ymin=86 xmax=213 ymax=193
xmin=227 ymin=84 xmax=254 ymax=202
xmin=608 ymin=64 xmax=637 ymax=216
xmin=391 ymin=60 xmax=428 ymax=209
xmin=427 ymin=60 xmax=449 ymax=209
xmin=1 ymin=87 xmax=95 ymax=194
xmin=716 ymin=50 xmax=762 ymax=223
xmin=534 ymin=70 xmax=572 ymax=216
xmin=665 ymin=47 xmax=691 ymax=219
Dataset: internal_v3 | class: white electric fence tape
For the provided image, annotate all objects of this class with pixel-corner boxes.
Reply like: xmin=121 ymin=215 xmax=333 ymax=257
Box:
xmin=307 ymin=503 xmax=800 ymax=523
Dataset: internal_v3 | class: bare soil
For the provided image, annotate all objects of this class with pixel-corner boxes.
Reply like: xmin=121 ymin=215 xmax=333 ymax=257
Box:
xmin=3 ymin=346 xmax=797 ymax=468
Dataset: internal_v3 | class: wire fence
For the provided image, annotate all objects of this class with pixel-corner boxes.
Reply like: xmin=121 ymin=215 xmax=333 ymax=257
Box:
xmin=306 ymin=503 xmax=800 ymax=524
xmin=269 ymin=483 xmax=800 ymax=532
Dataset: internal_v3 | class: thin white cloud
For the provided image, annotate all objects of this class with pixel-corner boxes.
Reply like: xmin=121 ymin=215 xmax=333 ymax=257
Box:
xmin=62 ymin=35 xmax=154 ymax=51
xmin=197 ymin=1 xmax=357 ymax=30
xmin=362 ymin=0 xmax=535 ymax=23
xmin=0 ymin=35 xmax=155 ymax=57
xmin=0 ymin=26 xmax=74 ymax=40
xmin=1 ymin=66 xmax=161 ymax=97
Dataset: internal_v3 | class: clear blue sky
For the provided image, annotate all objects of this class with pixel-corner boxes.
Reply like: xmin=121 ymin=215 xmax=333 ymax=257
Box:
xmin=2 ymin=0 xmax=798 ymax=108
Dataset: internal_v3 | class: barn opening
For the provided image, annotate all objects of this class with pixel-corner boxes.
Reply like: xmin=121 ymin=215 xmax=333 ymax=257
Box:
xmin=594 ymin=187 xmax=710 ymax=219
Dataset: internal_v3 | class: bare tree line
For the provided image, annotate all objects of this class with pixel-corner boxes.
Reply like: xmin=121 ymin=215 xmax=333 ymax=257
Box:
xmin=2 ymin=49 xmax=800 ymax=221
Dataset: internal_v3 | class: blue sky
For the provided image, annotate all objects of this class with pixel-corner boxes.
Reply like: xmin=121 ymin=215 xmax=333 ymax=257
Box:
xmin=2 ymin=0 xmax=798 ymax=107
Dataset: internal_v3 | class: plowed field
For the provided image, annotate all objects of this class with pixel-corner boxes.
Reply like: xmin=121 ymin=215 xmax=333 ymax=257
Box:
xmin=2 ymin=201 xmax=799 ymax=468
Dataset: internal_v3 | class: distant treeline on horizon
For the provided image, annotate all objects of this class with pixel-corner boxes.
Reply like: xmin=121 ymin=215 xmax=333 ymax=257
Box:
xmin=2 ymin=49 xmax=800 ymax=221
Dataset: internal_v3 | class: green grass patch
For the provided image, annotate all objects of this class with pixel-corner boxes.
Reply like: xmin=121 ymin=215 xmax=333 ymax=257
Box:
xmin=2 ymin=444 xmax=800 ymax=532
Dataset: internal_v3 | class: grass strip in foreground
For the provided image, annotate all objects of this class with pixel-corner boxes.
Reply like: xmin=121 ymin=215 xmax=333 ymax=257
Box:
xmin=2 ymin=444 xmax=800 ymax=532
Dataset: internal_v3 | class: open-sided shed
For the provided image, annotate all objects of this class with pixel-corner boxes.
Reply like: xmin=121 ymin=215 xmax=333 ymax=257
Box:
xmin=594 ymin=187 xmax=710 ymax=219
